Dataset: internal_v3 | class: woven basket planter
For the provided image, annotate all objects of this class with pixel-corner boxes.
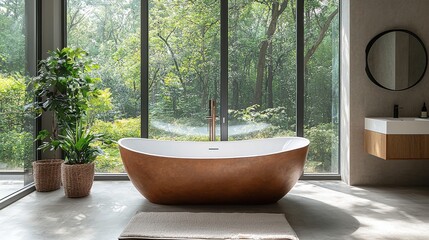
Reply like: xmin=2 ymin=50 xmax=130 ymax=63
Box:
xmin=61 ymin=162 xmax=95 ymax=198
xmin=33 ymin=159 xmax=64 ymax=192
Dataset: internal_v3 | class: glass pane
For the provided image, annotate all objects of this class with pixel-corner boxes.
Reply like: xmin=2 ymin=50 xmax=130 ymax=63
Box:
xmin=67 ymin=0 xmax=141 ymax=173
xmin=228 ymin=0 xmax=297 ymax=140
xmin=0 ymin=0 xmax=37 ymax=199
xmin=304 ymin=0 xmax=339 ymax=174
xmin=149 ymin=0 xmax=220 ymax=141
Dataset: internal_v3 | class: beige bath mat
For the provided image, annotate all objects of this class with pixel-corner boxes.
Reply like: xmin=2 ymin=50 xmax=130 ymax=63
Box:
xmin=119 ymin=212 xmax=299 ymax=240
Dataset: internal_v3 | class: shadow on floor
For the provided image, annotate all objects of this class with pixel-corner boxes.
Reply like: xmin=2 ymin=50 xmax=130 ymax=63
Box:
xmin=279 ymin=194 xmax=360 ymax=239
xmin=308 ymin=181 xmax=429 ymax=223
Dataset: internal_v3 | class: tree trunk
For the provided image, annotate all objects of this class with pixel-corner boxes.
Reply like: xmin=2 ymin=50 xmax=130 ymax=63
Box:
xmin=304 ymin=8 xmax=339 ymax=66
xmin=172 ymin=89 xmax=178 ymax=118
xmin=255 ymin=40 xmax=268 ymax=106
xmin=304 ymin=8 xmax=338 ymax=97
xmin=232 ymin=78 xmax=239 ymax=110
xmin=200 ymin=75 xmax=209 ymax=109
xmin=158 ymin=30 xmax=187 ymax=94
xmin=267 ymin=42 xmax=274 ymax=108
xmin=254 ymin=0 xmax=288 ymax=106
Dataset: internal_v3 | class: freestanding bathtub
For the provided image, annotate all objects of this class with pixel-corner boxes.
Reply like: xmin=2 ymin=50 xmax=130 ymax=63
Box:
xmin=118 ymin=137 xmax=309 ymax=205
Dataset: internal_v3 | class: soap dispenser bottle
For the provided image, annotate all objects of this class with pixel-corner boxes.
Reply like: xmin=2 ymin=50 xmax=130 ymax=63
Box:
xmin=421 ymin=102 xmax=428 ymax=118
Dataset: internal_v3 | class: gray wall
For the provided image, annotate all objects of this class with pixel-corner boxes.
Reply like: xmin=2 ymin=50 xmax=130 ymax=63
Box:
xmin=341 ymin=0 xmax=429 ymax=186
xmin=40 ymin=0 xmax=63 ymax=160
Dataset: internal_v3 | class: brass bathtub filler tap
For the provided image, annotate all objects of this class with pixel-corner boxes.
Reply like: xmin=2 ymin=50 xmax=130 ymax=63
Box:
xmin=207 ymin=99 xmax=216 ymax=141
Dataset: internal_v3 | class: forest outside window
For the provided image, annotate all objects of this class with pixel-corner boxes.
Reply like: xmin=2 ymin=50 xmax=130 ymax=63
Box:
xmin=67 ymin=0 xmax=340 ymax=175
xmin=67 ymin=0 xmax=141 ymax=173
xmin=0 ymin=0 xmax=37 ymax=200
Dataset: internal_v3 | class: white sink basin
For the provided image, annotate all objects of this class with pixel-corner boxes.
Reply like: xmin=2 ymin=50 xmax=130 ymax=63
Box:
xmin=365 ymin=117 xmax=429 ymax=134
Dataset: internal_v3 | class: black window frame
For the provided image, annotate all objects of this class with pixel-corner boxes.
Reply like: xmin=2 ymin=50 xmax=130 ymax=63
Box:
xmin=63 ymin=0 xmax=341 ymax=178
xmin=0 ymin=0 xmax=41 ymax=209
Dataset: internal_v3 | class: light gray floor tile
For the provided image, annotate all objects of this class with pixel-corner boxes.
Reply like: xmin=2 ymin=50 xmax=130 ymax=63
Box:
xmin=0 ymin=181 xmax=428 ymax=240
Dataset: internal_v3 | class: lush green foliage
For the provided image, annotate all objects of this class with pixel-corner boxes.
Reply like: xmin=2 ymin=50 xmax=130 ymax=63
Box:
xmin=305 ymin=123 xmax=338 ymax=172
xmin=0 ymin=73 xmax=33 ymax=169
xmin=91 ymin=118 xmax=141 ymax=172
xmin=0 ymin=0 xmax=341 ymax=173
xmin=67 ymin=0 xmax=141 ymax=121
xmin=53 ymin=122 xmax=105 ymax=165
xmin=89 ymin=115 xmax=336 ymax=173
xmin=0 ymin=1 xmax=35 ymax=172
xmin=27 ymin=48 xmax=101 ymax=130
xmin=0 ymin=0 xmax=26 ymax=74
xmin=0 ymin=74 xmax=29 ymax=130
xmin=0 ymin=130 xmax=33 ymax=168
xmin=25 ymin=47 xmax=108 ymax=165
xmin=65 ymin=0 xmax=340 ymax=174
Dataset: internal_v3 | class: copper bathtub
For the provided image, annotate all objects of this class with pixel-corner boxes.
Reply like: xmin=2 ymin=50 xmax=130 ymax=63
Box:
xmin=118 ymin=137 xmax=309 ymax=205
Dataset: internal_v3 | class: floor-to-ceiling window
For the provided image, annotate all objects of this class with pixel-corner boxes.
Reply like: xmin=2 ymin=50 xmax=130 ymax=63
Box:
xmin=67 ymin=0 xmax=141 ymax=173
xmin=148 ymin=0 xmax=220 ymax=141
xmin=228 ymin=0 xmax=297 ymax=140
xmin=303 ymin=0 xmax=339 ymax=173
xmin=0 ymin=0 xmax=37 ymax=200
xmin=66 ymin=0 xmax=340 ymax=175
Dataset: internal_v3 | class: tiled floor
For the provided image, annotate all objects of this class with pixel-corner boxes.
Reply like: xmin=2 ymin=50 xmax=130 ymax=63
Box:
xmin=0 ymin=181 xmax=428 ymax=240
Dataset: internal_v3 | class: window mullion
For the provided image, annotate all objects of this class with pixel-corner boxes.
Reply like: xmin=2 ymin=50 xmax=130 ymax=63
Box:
xmin=296 ymin=0 xmax=304 ymax=137
xmin=142 ymin=0 xmax=149 ymax=138
xmin=220 ymin=0 xmax=228 ymax=141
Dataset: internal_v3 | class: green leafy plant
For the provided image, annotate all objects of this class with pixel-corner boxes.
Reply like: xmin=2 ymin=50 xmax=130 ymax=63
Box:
xmin=26 ymin=47 xmax=100 ymax=153
xmin=50 ymin=121 xmax=106 ymax=165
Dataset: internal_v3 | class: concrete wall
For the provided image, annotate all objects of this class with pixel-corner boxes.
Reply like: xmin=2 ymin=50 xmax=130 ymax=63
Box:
xmin=41 ymin=0 xmax=63 ymax=59
xmin=40 ymin=0 xmax=63 ymax=160
xmin=341 ymin=0 xmax=429 ymax=186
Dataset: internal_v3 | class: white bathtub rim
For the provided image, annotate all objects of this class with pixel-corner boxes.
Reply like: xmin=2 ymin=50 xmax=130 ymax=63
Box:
xmin=118 ymin=137 xmax=310 ymax=160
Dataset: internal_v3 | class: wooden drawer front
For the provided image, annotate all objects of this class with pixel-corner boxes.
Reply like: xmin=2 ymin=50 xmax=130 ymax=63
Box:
xmin=364 ymin=130 xmax=429 ymax=160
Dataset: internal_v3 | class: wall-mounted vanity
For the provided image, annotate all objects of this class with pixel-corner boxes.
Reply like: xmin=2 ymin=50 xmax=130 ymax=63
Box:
xmin=364 ymin=29 xmax=429 ymax=160
xmin=365 ymin=117 xmax=429 ymax=160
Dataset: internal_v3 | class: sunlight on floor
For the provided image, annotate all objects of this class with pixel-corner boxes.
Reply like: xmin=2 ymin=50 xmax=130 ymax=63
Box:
xmin=0 ymin=181 xmax=428 ymax=240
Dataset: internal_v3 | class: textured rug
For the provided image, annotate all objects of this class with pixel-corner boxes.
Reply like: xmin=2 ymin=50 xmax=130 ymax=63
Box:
xmin=119 ymin=212 xmax=299 ymax=240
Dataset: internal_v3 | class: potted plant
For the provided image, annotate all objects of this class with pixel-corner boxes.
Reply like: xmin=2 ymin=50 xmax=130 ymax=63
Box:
xmin=26 ymin=47 xmax=100 ymax=192
xmin=55 ymin=121 xmax=105 ymax=198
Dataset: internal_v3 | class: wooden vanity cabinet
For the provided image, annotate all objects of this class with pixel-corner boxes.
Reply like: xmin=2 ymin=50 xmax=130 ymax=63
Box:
xmin=364 ymin=130 xmax=429 ymax=160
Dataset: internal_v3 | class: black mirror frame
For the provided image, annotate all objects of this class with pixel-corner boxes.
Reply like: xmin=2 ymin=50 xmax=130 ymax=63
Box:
xmin=365 ymin=29 xmax=428 ymax=91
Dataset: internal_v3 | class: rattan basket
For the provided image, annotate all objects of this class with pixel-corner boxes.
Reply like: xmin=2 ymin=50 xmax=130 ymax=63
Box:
xmin=32 ymin=159 xmax=64 ymax=192
xmin=61 ymin=162 xmax=95 ymax=198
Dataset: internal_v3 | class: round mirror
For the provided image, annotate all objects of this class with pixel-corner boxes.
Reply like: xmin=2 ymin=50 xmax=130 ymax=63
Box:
xmin=366 ymin=29 xmax=428 ymax=91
